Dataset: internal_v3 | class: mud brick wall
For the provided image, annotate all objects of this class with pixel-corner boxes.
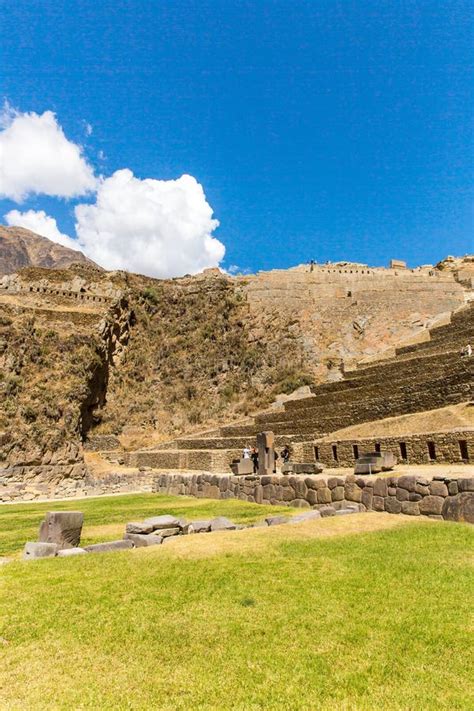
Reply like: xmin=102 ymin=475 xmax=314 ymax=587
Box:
xmin=152 ymin=471 xmax=474 ymax=523
xmin=314 ymin=430 xmax=474 ymax=468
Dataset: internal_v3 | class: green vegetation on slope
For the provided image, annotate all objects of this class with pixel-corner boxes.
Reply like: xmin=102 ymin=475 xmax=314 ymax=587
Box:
xmin=1 ymin=502 xmax=473 ymax=710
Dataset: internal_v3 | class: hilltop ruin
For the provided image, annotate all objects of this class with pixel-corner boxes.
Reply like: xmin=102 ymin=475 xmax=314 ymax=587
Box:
xmin=0 ymin=237 xmax=473 ymax=501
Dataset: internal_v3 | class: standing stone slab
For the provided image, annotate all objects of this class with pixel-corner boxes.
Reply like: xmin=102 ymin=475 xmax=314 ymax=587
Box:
xmin=23 ymin=542 xmax=58 ymax=560
xmin=257 ymin=431 xmax=275 ymax=476
xmin=38 ymin=511 xmax=84 ymax=549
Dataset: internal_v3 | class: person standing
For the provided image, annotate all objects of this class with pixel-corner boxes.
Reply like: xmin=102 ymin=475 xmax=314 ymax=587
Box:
xmin=251 ymin=446 xmax=258 ymax=473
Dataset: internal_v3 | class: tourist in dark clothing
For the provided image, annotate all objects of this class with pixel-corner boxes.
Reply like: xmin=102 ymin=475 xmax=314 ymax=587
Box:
xmin=251 ymin=447 xmax=258 ymax=473
xmin=281 ymin=446 xmax=291 ymax=463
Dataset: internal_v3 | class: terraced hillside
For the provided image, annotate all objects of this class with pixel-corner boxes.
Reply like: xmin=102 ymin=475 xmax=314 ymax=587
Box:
xmin=0 ymin=241 xmax=472 ymax=490
xmin=128 ymin=301 xmax=473 ymax=472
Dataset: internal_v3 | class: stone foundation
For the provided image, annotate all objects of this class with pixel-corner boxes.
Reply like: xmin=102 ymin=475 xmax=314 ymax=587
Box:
xmin=152 ymin=472 xmax=474 ymax=523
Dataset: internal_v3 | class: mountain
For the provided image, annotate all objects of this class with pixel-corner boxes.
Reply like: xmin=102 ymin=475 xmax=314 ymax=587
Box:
xmin=0 ymin=226 xmax=99 ymax=275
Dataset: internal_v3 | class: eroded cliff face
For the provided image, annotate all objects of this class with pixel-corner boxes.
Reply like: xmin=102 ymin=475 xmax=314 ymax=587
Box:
xmin=0 ymin=266 xmax=132 ymax=481
xmin=0 ymin=256 xmax=471 ymax=479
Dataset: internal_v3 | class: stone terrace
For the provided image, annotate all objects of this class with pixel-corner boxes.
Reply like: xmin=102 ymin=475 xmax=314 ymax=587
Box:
xmin=123 ymin=302 xmax=474 ymax=472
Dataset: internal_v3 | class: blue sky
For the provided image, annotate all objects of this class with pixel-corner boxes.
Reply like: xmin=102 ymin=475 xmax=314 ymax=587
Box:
xmin=0 ymin=0 xmax=473 ymax=275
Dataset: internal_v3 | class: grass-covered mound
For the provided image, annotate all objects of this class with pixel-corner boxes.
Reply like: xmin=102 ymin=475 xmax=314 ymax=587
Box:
xmin=1 ymin=498 xmax=473 ymax=709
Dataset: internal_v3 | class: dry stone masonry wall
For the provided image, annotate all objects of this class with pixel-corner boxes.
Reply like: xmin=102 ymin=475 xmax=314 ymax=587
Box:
xmin=152 ymin=472 xmax=474 ymax=523
xmin=314 ymin=430 xmax=474 ymax=468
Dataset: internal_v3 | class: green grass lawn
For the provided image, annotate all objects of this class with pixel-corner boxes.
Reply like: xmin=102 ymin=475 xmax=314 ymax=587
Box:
xmin=0 ymin=493 xmax=292 ymax=556
xmin=1 ymin=496 xmax=473 ymax=710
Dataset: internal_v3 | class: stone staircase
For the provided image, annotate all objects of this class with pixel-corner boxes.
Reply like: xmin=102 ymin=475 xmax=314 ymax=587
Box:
xmin=123 ymin=302 xmax=474 ymax=472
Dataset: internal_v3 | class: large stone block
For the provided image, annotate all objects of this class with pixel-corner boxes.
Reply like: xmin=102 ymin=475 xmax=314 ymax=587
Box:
xmin=327 ymin=477 xmax=343 ymax=489
xmin=458 ymin=478 xmax=474 ymax=493
xmin=332 ymin=486 xmax=344 ymax=502
xmin=124 ymin=533 xmax=164 ymax=547
xmin=143 ymin=515 xmax=181 ymax=530
xmin=265 ymin=515 xmax=289 ymax=526
xmin=23 ymin=542 xmax=58 ymax=560
xmin=442 ymin=493 xmax=474 ymax=523
xmin=419 ymin=496 xmax=444 ymax=516
xmin=317 ymin=487 xmax=332 ymax=504
xmin=396 ymin=488 xmax=409 ymax=501
xmin=289 ymin=511 xmax=321 ymax=524
xmin=57 ymin=548 xmax=87 ymax=557
xmin=429 ymin=481 xmax=448 ymax=497
xmin=344 ymin=483 xmax=362 ymax=502
xmin=84 ymin=540 xmax=134 ymax=554
xmin=38 ymin=511 xmax=84 ymax=549
xmin=210 ymin=517 xmax=237 ymax=531
xmin=319 ymin=506 xmax=336 ymax=517
xmin=289 ymin=498 xmax=311 ymax=508
xmin=188 ymin=519 xmax=212 ymax=533
xmin=372 ymin=495 xmax=385 ymax=511
xmin=125 ymin=522 xmax=154 ymax=535
xmin=306 ymin=489 xmax=318 ymax=506
xmin=397 ymin=476 xmax=416 ymax=492
xmin=361 ymin=488 xmax=373 ymax=509
xmin=373 ymin=479 xmax=388 ymax=497
xmin=401 ymin=501 xmax=420 ymax=516
xmin=385 ymin=497 xmax=402 ymax=514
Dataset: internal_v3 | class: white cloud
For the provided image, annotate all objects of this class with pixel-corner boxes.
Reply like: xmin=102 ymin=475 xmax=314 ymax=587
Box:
xmin=74 ymin=169 xmax=225 ymax=278
xmin=4 ymin=209 xmax=82 ymax=251
xmin=0 ymin=104 xmax=97 ymax=201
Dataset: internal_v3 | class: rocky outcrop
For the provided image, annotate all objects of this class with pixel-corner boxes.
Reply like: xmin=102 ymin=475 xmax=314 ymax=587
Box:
xmin=0 ymin=226 xmax=98 ymax=275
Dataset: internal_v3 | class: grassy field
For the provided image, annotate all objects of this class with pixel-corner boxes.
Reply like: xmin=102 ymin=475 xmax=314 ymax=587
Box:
xmin=1 ymin=496 xmax=473 ymax=710
xmin=0 ymin=493 xmax=292 ymax=557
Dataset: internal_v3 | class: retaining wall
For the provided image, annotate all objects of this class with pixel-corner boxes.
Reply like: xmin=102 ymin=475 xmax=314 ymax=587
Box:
xmin=152 ymin=471 xmax=474 ymax=522
xmin=0 ymin=470 xmax=154 ymax=503
xmin=314 ymin=430 xmax=474 ymax=468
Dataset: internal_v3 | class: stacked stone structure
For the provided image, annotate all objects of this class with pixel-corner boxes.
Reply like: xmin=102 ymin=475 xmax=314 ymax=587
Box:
xmin=123 ymin=302 xmax=474 ymax=473
xmin=152 ymin=471 xmax=474 ymax=523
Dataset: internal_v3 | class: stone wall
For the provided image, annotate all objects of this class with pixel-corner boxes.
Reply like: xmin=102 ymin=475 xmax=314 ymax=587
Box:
xmin=84 ymin=434 xmax=121 ymax=452
xmin=152 ymin=471 xmax=474 ymax=522
xmin=0 ymin=470 xmax=154 ymax=503
xmin=123 ymin=448 xmax=242 ymax=472
xmin=313 ymin=430 xmax=474 ymax=468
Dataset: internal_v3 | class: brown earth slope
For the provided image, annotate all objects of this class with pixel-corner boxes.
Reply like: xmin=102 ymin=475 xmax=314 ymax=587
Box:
xmin=0 ymin=226 xmax=98 ymax=275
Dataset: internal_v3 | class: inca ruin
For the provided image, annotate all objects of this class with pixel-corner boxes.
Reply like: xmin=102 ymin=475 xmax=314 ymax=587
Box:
xmin=0 ymin=227 xmax=472 ymax=522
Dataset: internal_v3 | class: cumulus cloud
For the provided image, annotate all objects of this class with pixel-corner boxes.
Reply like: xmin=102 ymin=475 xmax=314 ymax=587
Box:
xmin=4 ymin=209 xmax=82 ymax=251
xmin=0 ymin=104 xmax=96 ymax=201
xmin=74 ymin=169 xmax=225 ymax=278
